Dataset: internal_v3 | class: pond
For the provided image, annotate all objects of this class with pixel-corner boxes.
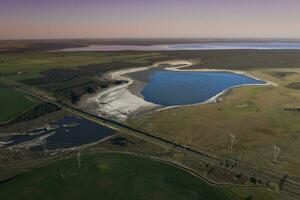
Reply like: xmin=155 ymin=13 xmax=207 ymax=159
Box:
xmin=141 ymin=70 xmax=265 ymax=106
xmin=6 ymin=116 xmax=115 ymax=150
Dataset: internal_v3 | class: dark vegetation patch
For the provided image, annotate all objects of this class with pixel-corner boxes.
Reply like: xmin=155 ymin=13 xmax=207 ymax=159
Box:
xmin=110 ymin=136 xmax=135 ymax=146
xmin=244 ymin=195 xmax=254 ymax=200
xmin=0 ymin=103 xmax=61 ymax=127
xmin=284 ymin=108 xmax=300 ymax=112
xmin=0 ymin=40 xmax=87 ymax=54
xmin=21 ymin=61 xmax=139 ymax=86
xmin=249 ymin=176 xmax=262 ymax=185
xmin=286 ymin=82 xmax=300 ymax=90
xmin=163 ymin=50 xmax=300 ymax=70
xmin=21 ymin=61 xmax=145 ymax=102
xmin=279 ymin=174 xmax=288 ymax=190
xmin=0 ymin=72 xmax=19 ymax=77
xmin=266 ymin=71 xmax=297 ymax=78
xmin=206 ymin=166 xmax=248 ymax=184
xmin=39 ymin=77 xmax=126 ymax=103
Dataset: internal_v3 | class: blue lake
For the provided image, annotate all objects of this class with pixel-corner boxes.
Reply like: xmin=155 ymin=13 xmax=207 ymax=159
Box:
xmin=141 ymin=71 xmax=265 ymax=106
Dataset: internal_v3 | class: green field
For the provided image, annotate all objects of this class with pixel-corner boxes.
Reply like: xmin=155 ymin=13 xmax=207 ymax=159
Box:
xmin=0 ymin=51 xmax=163 ymax=82
xmin=0 ymin=83 xmax=38 ymax=123
xmin=0 ymin=154 xmax=237 ymax=200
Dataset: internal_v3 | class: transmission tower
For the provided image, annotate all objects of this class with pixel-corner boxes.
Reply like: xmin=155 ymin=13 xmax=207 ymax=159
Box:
xmin=273 ymin=145 xmax=281 ymax=164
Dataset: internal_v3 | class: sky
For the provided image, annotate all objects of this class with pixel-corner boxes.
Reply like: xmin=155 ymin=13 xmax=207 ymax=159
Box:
xmin=1 ymin=0 xmax=300 ymax=39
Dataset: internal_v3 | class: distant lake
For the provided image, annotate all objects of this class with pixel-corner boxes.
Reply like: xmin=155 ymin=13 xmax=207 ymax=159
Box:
xmin=141 ymin=71 xmax=265 ymax=106
xmin=59 ymin=42 xmax=300 ymax=51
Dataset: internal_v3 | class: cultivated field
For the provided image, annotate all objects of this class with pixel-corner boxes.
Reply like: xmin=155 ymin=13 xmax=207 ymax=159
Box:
xmin=0 ymin=153 xmax=237 ymax=200
xmin=0 ymin=83 xmax=39 ymax=123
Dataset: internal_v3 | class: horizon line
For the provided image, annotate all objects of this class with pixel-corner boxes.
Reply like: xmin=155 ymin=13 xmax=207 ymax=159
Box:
xmin=2 ymin=37 xmax=300 ymax=42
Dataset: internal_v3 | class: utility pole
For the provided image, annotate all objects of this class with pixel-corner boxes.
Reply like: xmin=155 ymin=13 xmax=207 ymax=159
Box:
xmin=273 ymin=145 xmax=280 ymax=164
xmin=230 ymin=134 xmax=235 ymax=151
xmin=77 ymin=150 xmax=81 ymax=168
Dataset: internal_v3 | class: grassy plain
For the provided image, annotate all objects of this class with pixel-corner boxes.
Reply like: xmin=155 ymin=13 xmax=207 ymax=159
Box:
xmin=129 ymin=68 xmax=300 ymax=180
xmin=0 ymin=153 xmax=237 ymax=200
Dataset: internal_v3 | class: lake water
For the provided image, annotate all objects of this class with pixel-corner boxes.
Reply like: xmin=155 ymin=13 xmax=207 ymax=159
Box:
xmin=59 ymin=42 xmax=300 ymax=51
xmin=6 ymin=116 xmax=115 ymax=150
xmin=44 ymin=116 xmax=114 ymax=149
xmin=141 ymin=71 xmax=265 ymax=106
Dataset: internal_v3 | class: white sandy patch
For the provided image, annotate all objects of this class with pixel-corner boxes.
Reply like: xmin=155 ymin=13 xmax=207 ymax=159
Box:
xmin=92 ymin=87 xmax=155 ymax=121
xmin=0 ymin=140 xmax=14 ymax=148
xmin=8 ymin=131 xmax=56 ymax=149
xmin=84 ymin=68 xmax=157 ymax=120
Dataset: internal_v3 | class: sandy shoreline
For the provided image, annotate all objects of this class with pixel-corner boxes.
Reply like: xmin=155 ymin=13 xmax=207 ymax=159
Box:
xmin=78 ymin=62 xmax=173 ymax=121
xmin=79 ymin=60 xmax=276 ymax=120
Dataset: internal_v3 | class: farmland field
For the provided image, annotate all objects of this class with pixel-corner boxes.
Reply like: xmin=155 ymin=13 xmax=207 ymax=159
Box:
xmin=0 ymin=153 xmax=237 ymax=200
xmin=0 ymin=83 xmax=38 ymax=123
